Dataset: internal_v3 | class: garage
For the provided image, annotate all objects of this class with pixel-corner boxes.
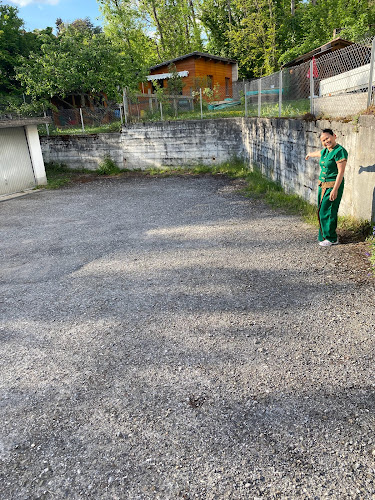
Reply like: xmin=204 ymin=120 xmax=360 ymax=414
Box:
xmin=0 ymin=118 xmax=50 ymax=197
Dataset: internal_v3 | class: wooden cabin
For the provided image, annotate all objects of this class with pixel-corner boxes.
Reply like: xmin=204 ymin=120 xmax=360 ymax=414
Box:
xmin=142 ymin=52 xmax=239 ymax=98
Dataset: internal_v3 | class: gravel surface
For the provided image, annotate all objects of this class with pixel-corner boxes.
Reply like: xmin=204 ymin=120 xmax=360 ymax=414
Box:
xmin=1 ymin=175 xmax=375 ymax=500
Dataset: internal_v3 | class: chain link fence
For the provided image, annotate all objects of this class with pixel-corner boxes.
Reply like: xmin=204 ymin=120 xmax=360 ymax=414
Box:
xmin=49 ymin=105 xmax=123 ymax=133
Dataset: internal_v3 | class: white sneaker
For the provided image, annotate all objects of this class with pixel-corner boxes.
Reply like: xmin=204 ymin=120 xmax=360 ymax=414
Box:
xmin=319 ymin=239 xmax=339 ymax=247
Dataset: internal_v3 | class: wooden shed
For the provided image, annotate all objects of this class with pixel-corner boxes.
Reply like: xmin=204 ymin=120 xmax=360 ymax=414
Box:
xmin=143 ymin=52 xmax=239 ymax=97
xmin=282 ymin=38 xmax=355 ymax=68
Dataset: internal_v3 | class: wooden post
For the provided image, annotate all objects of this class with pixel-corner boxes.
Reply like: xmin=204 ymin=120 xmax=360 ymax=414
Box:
xmin=148 ymin=88 xmax=153 ymax=112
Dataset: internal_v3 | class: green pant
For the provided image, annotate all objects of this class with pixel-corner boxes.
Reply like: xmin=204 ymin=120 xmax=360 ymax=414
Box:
xmin=318 ymin=181 xmax=344 ymax=242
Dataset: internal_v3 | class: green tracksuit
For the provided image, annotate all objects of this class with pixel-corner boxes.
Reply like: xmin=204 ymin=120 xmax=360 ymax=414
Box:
xmin=318 ymin=144 xmax=348 ymax=243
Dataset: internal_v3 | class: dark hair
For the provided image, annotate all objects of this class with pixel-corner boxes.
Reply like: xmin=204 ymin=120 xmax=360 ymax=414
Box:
xmin=320 ymin=128 xmax=334 ymax=137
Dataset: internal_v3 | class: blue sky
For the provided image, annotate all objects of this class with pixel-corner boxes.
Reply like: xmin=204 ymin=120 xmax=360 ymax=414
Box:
xmin=5 ymin=0 xmax=103 ymax=31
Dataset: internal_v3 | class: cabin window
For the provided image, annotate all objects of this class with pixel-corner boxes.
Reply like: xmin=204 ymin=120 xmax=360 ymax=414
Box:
xmin=207 ymin=75 xmax=213 ymax=89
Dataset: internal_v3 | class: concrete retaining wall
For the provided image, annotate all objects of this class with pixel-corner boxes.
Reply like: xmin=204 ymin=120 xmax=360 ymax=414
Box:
xmin=40 ymin=116 xmax=375 ymax=221
xmin=40 ymin=133 xmax=124 ymax=171
xmin=40 ymin=119 xmax=244 ymax=171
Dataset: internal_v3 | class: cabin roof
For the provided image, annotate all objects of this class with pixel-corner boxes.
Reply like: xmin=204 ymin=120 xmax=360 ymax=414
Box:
xmin=149 ymin=52 xmax=238 ymax=71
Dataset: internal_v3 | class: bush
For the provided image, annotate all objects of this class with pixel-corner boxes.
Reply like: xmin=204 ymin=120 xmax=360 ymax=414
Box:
xmin=96 ymin=156 xmax=122 ymax=175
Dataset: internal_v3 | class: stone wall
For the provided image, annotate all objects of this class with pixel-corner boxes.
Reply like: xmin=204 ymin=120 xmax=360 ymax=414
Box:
xmin=40 ymin=116 xmax=375 ymax=221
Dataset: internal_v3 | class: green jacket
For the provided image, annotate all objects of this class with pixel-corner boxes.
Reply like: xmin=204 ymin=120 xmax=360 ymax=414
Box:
xmin=319 ymin=144 xmax=348 ymax=182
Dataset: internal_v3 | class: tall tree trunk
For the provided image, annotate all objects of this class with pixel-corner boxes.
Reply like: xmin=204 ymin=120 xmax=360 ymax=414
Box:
xmin=291 ymin=0 xmax=295 ymax=15
xmin=227 ymin=0 xmax=232 ymax=26
xmin=149 ymin=0 xmax=165 ymax=51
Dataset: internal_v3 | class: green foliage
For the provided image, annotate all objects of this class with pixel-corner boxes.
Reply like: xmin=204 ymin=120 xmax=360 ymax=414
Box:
xmin=139 ymin=0 xmax=204 ymax=61
xmin=0 ymin=4 xmax=53 ymax=94
xmin=152 ymin=80 xmax=168 ymax=104
xmin=337 ymin=215 xmax=372 ymax=238
xmin=278 ymin=0 xmax=375 ymax=66
xmin=98 ymin=0 xmax=154 ymax=72
xmin=96 ymin=156 xmax=123 ymax=175
xmin=16 ymin=22 xmax=139 ymax=106
xmin=166 ymin=64 xmax=185 ymax=95
xmin=0 ymin=93 xmax=51 ymax=116
xmin=43 ymin=162 xmax=92 ymax=189
xmin=47 ymin=121 xmax=122 ymax=136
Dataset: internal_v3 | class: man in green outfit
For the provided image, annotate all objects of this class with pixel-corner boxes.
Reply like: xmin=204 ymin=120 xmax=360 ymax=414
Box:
xmin=306 ymin=128 xmax=348 ymax=247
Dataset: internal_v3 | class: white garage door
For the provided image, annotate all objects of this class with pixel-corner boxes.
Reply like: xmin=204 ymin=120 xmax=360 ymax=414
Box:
xmin=0 ymin=127 xmax=36 ymax=196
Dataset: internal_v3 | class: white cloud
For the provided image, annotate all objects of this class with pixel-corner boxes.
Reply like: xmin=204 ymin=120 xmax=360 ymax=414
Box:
xmin=8 ymin=0 xmax=60 ymax=7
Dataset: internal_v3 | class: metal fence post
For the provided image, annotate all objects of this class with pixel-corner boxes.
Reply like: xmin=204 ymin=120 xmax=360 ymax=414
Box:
xmin=200 ymin=88 xmax=203 ymax=119
xmin=123 ymin=88 xmax=128 ymax=124
xmin=258 ymin=78 xmax=261 ymax=117
xmin=79 ymin=108 xmax=85 ymax=132
xmin=119 ymin=104 xmax=123 ymax=125
xmin=160 ymin=101 xmax=163 ymax=120
xmin=279 ymin=70 xmax=283 ymax=118
xmin=43 ymin=104 xmax=49 ymax=136
xmin=310 ymin=60 xmax=314 ymax=114
xmin=367 ymin=37 xmax=375 ymax=108
xmin=244 ymin=83 xmax=248 ymax=117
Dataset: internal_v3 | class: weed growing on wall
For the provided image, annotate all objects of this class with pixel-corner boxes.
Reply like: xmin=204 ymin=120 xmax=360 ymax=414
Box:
xmin=96 ymin=156 xmax=122 ymax=176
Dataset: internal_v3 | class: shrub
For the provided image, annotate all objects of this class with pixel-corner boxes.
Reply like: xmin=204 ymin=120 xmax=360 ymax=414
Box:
xmin=96 ymin=156 xmax=122 ymax=175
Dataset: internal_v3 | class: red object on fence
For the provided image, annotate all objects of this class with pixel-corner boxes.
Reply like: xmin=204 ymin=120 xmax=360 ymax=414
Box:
xmin=307 ymin=56 xmax=319 ymax=78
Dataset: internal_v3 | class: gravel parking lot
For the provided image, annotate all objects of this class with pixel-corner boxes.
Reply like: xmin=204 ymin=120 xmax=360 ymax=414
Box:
xmin=1 ymin=175 xmax=375 ymax=499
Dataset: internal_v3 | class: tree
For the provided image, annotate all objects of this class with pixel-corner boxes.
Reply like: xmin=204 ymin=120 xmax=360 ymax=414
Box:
xmin=56 ymin=17 xmax=102 ymax=35
xmin=226 ymin=0 xmax=278 ymax=77
xmin=0 ymin=4 xmax=53 ymax=94
xmin=98 ymin=0 xmax=156 ymax=72
xmin=16 ymin=22 xmax=141 ymax=107
xmin=141 ymin=0 xmax=204 ymax=60
xmin=278 ymin=0 xmax=375 ymax=65
xmin=199 ymin=0 xmax=238 ymax=58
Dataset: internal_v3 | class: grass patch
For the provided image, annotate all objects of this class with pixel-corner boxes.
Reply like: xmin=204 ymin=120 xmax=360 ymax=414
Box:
xmin=241 ymin=168 xmax=319 ymax=225
xmin=367 ymin=225 xmax=375 ymax=275
xmin=43 ymin=162 xmax=94 ymax=189
xmin=43 ymin=121 xmax=123 ymax=136
xmin=337 ymin=216 xmax=372 ymax=240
